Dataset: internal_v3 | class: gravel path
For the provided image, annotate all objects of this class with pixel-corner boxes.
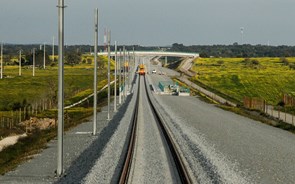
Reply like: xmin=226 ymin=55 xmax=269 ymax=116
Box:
xmin=128 ymin=76 xmax=180 ymax=184
xmin=0 ymin=134 xmax=27 ymax=152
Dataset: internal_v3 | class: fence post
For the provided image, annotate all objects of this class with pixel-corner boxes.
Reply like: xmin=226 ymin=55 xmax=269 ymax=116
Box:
xmin=271 ymin=107 xmax=273 ymax=116
xmin=19 ymin=108 xmax=22 ymax=123
xmin=284 ymin=108 xmax=287 ymax=122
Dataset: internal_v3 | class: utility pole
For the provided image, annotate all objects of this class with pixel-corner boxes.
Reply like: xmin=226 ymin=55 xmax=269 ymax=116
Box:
xmin=119 ymin=49 xmax=122 ymax=105
xmin=93 ymin=8 xmax=98 ymax=135
xmin=43 ymin=43 xmax=46 ymax=69
xmin=1 ymin=42 xmax=3 ymax=79
xmin=107 ymin=30 xmax=111 ymax=120
xmin=33 ymin=48 xmax=36 ymax=77
xmin=57 ymin=0 xmax=65 ymax=176
xmin=19 ymin=50 xmax=22 ymax=76
xmin=114 ymin=41 xmax=117 ymax=112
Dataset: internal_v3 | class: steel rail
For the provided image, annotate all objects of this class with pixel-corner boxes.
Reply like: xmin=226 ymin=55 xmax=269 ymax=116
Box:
xmin=119 ymin=75 xmax=192 ymax=184
xmin=143 ymin=75 xmax=192 ymax=184
xmin=119 ymin=76 xmax=140 ymax=184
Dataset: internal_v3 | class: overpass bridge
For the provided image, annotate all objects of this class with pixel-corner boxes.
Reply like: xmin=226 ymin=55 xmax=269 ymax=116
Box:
xmin=96 ymin=51 xmax=199 ymax=58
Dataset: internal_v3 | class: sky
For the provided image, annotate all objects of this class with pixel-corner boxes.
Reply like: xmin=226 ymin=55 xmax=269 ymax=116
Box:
xmin=0 ymin=0 xmax=295 ymax=46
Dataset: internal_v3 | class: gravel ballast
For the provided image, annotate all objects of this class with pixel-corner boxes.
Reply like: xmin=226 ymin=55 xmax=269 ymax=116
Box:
xmin=146 ymin=66 xmax=295 ymax=183
xmin=127 ymin=76 xmax=180 ymax=184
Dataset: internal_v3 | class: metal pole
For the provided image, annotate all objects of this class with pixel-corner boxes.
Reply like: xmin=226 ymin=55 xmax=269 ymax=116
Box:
xmin=43 ymin=43 xmax=46 ymax=69
xmin=19 ymin=50 xmax=22 ymax=76
xmin=114 ymin=41 xmax=117 ymax=112
xmin=0 ymin=42 xmax=3 ymax=79
xmin=123 ymin=46 xmax=126 ymax=101
xmin=124 ymin=49 xmax=127 ymax=98
xmin=57 ymin=0 xmax=65 ymax=176
xmin=119 ymin=49 xmax=122 ymax=104
xmin=52 ymin=36 xmax=55 ymax=62
xmin=107 ymin=30 xmax=111 ymax=120
xmin=93 ymin=8 xmax=98 ymax=135
xmin=33 ymin=48 xmax=35 ymax=77
xmin=128 ymin=52 xmax=131 ymax=93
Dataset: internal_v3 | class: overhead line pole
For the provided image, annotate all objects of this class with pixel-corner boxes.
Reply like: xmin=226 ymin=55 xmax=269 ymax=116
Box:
xmin=93 ymin=8 xmax=98 ymax=135
xmin=107 ymin=30 xmax=111 ymax=120
xmin=19 ymin=50 xmax=22 ymax=76
xmin=123 ymin=47 xmax=126 ymax=102
xmin=119 ymin=49 xmax=122 ymax=105
xmin=33 ymin=48 xmax=35 ymax=77
xmin=57 ymin=0 xmax=65 ymax=176
xmin=114 ymin=41 xmax=117 ymax=112
xmin=1 ymin=43 xmax=3 ymax=79
xmin=52 ymin=36 xmax=55 ymax=62
xmin=43 ymin=43 xmax=46 ymax=69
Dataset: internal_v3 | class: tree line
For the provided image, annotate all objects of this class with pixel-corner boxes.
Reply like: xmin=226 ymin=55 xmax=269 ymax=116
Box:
xmin=2 ymin=43 xmax=295 ymax=62
xmin=170 ymin=43 xmax=295 ymax=57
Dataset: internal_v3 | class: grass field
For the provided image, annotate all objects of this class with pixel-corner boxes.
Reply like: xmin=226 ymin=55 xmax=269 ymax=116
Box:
xmin=0 ymin=56 xmax=117 ymax=174
xmin=0 ymin=56 xmax=113 ymax=111
xmin=191 ymin=57 xmax=295 ymax=105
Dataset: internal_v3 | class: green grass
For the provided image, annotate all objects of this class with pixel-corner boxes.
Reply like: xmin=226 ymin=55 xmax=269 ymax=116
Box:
xmin=191 ymin=57 xmax=295 ymax=105
xmin=0 ymin=56 xmax=112 ymax=111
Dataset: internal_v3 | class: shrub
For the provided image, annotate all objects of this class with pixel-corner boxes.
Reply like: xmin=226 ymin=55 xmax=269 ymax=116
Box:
xmin=280 ymin=57 xmax=289 ymax=65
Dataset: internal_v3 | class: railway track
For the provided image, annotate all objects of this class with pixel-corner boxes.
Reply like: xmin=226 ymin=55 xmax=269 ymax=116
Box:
xmin=119 ymin=75 xmax=192 ymax=184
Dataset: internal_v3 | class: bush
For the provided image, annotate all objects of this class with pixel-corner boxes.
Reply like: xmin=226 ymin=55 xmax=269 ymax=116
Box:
xmin=280 ymin=57 xmax=289 ymax=65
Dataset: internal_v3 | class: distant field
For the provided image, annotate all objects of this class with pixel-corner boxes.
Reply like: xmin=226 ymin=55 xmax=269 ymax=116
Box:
xmin=191 ymin=57 xmax=295 ymax=105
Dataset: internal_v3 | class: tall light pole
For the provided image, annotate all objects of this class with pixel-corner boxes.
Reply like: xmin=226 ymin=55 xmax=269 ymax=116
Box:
xmin=18 ymin=50 xmax=23 ymax=76
xmin=57 ymin=0 xmax=65 ymax=176
xmin=43 ymin=43 xmax=46 ymax=69
xmin=114 ymin=41 xmax=117 ymax=112
xmin=107 ymin=30 xmax=111 ymax=120
xmin=240 ymin=27 xmax=244 ymax=45
xmin=32 ymin=48 xmax=36 ymax=77
xmin=0 ymin=42 xmax=3 ymax=79
xmin=93 ymin=8 xmax=98 ymax=135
